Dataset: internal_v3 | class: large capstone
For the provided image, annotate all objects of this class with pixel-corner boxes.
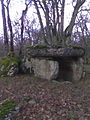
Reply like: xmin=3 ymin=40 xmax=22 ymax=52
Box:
xmin=27 ymin=47 xmax=85 ymax=58
xmin=31 ymin=58 xmax=59 ymax=81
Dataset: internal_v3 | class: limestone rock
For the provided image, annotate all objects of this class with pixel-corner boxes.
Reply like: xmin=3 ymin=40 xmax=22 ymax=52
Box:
xmin=7 ymin=64 xmax=19 ymax=77
xmin=20 ymin=58 xmax=32 ymax=73
xmin=31 ymin=58 xmax=59 ymax=81
xmin=0 ymin=53 xmax=19 ymax=77
xmin=28 ymin=47 xmax=85 ymax=58
xmin=71 ymin=58 xmax=84 ymax=82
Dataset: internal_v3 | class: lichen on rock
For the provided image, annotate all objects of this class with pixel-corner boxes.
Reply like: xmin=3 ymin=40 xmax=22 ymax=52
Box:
xmin=0 ymin=52 xmax=20 ymax=77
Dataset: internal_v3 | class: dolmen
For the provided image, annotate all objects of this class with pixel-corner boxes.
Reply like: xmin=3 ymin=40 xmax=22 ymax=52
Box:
xmin=27 ymin=46 xmax=85 ymax=82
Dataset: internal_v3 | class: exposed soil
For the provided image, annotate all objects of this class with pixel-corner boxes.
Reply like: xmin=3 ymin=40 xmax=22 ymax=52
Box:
xmin=0 ymin=66 xmax=90 ymax=120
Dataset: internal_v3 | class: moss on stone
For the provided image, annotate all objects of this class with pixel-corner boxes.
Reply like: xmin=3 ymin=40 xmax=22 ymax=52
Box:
xmin=26 ymin=46 xmax=34 ymax=49
xmin=34 ymin=44 xmax=48 ymax=49
xmin=50 ymin=44 xmax=63 ymax=48
xmin=0 ymin=52 xmax=20 ymax=77
xmin=0 ymin=71 xmax=7 ymax=77
xmin=26 ymin=44 xmax=48 ymax=49
xmin=69 ymin=45 xmax=85 ymax=51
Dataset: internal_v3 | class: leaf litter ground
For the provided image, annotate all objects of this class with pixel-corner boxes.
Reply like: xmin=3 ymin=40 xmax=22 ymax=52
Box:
xmin=0 ymin=69 xmax=90 ymax=120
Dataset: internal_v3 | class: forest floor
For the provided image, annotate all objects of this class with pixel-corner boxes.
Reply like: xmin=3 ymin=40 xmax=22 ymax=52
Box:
xmin=0 ymin=65 xmax=90 ymax=120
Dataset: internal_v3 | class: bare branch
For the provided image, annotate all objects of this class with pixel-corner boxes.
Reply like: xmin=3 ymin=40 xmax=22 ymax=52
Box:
xmin=65 ymin=0 xmax=86 ymax=36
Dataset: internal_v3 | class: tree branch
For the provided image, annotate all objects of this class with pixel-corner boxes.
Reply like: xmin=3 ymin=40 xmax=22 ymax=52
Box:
xmin=65 ymin=0 xmax=86 ymax=37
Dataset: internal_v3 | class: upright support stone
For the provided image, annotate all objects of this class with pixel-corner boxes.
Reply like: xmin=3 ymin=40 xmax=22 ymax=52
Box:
xmin=71 ymin=58 xmax=84 ymax=82
xmin=31 ymin=58 xmax=59 ymax=81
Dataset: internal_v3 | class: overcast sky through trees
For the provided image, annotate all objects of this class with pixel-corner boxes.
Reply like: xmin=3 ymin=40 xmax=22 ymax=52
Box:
xmin=0 ymin=0 xmax=90 ymax=36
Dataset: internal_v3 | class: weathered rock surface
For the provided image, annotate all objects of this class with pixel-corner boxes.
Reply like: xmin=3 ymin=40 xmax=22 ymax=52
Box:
xmin=71 ymin=58 xmax=84 ymax=82
xmin=0 ymin=53 xmax=19 ymax=77
xmin=7 ymin=64 xmax=19 ymax=77
xmin=20 ymin=58 xmax=31 ymax=73
xmin=0 ymin=63 xmax=19 ymax=77
xmin=31 ymin=58 xmax=59 ymax=81
xmin=30 ymin=58 xmax=84 ymax=82
xmin=27 ymin=47 xmax=85 ymax=58
xmin=58 ymin=58 xmax=84 ymax=82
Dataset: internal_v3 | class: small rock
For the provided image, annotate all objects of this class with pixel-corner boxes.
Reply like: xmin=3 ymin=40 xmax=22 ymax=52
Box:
xmin=29 ymin=100 xmax=36 ymax=104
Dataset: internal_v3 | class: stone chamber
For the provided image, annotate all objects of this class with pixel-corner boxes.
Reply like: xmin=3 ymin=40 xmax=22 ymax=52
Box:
xmin=26 ymin=47 xmax=85 ymax=82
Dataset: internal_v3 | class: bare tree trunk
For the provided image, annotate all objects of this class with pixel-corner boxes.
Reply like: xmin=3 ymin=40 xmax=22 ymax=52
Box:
xmin=6 ymin=1 xmax=14 ymax=52
xmin=60 ymin=0 xmax=65 ymax=45
xmin=52 ymin=0 xmax=56 ymax=32
xmin=61 ymin=0 xmax=65 ymax=35
xmin=19 ymin=11 xmax=25 ymax=57
xmin=33 ymin=0 xmax=86 ymax=46
xmin=64 ymin=0 xmax=86 ymax=45
xmin=19 ymin=1 xmax=31 ymax=57
xmin=0 ymin=0 xmax=9 ymax=55
xmin=19 ymin=4 xmax=29 ymax=57
xmin=33 ymin=0 xmax=47 ymax=44
xmin=55 ymin=0 xmax=60 ymax=31
xmin=42 ymin=0 xmax=52 ymax=44
xmin=54 ymin=0 xmax=61 ymax=43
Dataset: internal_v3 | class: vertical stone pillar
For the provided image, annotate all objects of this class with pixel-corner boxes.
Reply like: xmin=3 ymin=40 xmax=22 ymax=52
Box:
xmin=31 ymin=58 xmax=59 ymax=81
xmin=71 ymin=58 xmax=84 ymax=82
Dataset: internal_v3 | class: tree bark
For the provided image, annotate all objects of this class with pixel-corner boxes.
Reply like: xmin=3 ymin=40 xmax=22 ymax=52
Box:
xmin=61 ymin=0 xmax=65 ymax=35
xmin=19 ymin=1 xmax=32 ymax=57
xmin=64 ymin=0 xmax=86 ymax=45
xmin=6 ymin=2 xmax=14 ymax=52
xmin=42 ymin=0 xmax=52 ymax=44
xmin=19 ymin=5 xmax=28 ymax=57
xmin=33 ymin=0 xmax=47 ymax=44
xmin=0 ymin=0 xmax=9 ymax=55
xmin=33 ymin=0 xmax=86 ymax=46
xmin=60 ymin=0 xmax=65 ymax=45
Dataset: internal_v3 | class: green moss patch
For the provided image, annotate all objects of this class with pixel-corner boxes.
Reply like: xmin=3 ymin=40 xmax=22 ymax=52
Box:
xmin=0 ymin=52 xmax=20 ymax=77
xmin=0 ymin=100 xmax=17 ymax=120
xmin=34 ymin=44 xmax=48 ymax=49
xmin=27 ymin=44 xmax=48 ymax=49
xmin=69 ymin=45 xmax=85 ymax=51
